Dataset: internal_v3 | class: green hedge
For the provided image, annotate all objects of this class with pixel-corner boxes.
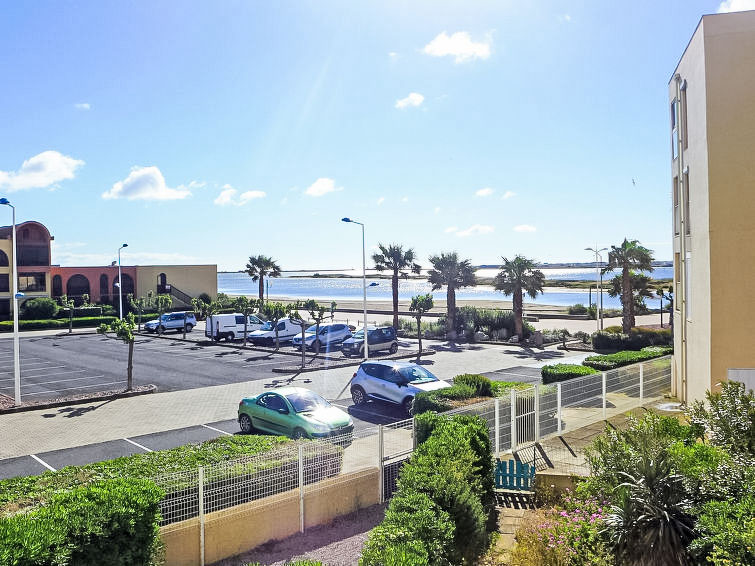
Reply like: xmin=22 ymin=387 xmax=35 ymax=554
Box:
xmin=0 ymin=478 xmax=163 ymax=566
xmin=361 ymin=415 xmax=493 ymax=565
xmin=582 ymin=346 xmax=673 ymax=371
xmin=592 ymin=327 xmax=672 ymax=351
xmin=454 ymin=373 xmax=494 ymax=396
xmin=58 ymin=306 xmax=113 ymax=318
xmin=0 ymin=316 xmax=117 ymax=332
xmin=541 ymin=363 xmax=599 ymax=384
xmin=20 ymin=297 xmax=59 ymax=319
xmin=413 ymin=375 xmax=533 ymax=416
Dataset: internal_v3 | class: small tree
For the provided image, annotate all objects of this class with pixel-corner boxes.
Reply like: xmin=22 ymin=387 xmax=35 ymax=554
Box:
xmin=128 ymin=293 xmax=152 ymax=331
xmin=409 ymin=293 xmax=433 ymax=358
xmin=286 ymin=301 xmax=310 ymax=368
xmin=260 ymin=301 xmax=287 ymax=350
xmin=97 ymin=313 xmax=136 ymax=391
xmin=59 ymin=295 xmax=75 ymax=334
xmin=233 ymin=296 xmax=259 ymax=348
xmin=304 ymin=299 xmax=336 ymax=353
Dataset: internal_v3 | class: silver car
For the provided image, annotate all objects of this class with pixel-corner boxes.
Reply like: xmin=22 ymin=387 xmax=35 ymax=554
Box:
xmin=350 ymin=360 xmax=451 ymax=416
xmin=292 ymin=323 xmax=352 ymax=353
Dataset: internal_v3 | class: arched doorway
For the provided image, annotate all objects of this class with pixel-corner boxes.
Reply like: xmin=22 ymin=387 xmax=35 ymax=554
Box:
xmin=66 ymin=274 xmax=91 ymax=304
xmin=52 ymin=275 xmax=63 ymax=298
xmin=0 ymin=250 xmax=8 ymax=267
xmin=157 ymin=273 xmax=167 ymax=294
xmin=113 ymin=273 xmax=135 ymax=297
xmin=99 ymin=274 xmax=109 ymax=303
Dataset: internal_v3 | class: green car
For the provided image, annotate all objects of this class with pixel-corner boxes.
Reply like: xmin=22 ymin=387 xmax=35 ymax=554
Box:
xmin=238 ymin=387 xmax=354 ymax=440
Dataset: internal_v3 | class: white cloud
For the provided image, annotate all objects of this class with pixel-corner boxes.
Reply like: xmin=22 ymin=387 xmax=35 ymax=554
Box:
xmin=377 ymin=197 xmax=385 ymax=205
xmin=456 ymin=224 xmax=495 ymax=237
xmin=475 ymin=187 xmax=494 ymax=197
xmin=401 ymin=196 xmax=409 ymax=203
xmin=558 ymin=14 xmax=572 ymax=22
xmin=0 ymin=150 xmax=84 ymax=192
xmin=395 ymin=92 xmax=424 ymax=109
xmin=502 ymin=190 xmax=516 ymax=200
xmin=513 ymin=224 xmax=537 ymax=233
xmin=74 ymin=103 xmax=91 ymax=110
xmin=718 ymin=0 xmax=755 ymax=12
xmin=423 ymin=31 xmax=492 ymax=63
xmin=444 ymin=226 xmax=458 ymax=233
xmin=281 ymin=197 xmax=289 ymax=206
xmin=214 ymin=184 xmax=266 ymax=206
xmin=434 ymin=206 xmax=441 ymax=214
xmin=388 ymin=52 xmax=399 ymax=59
xmin=305 ymin=177 xmax=343 ymax=197
xmin=102 ymin=166 xmax=194 ymax=201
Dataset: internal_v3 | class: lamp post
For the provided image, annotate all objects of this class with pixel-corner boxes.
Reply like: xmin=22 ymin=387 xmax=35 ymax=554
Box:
xmin=0 ymin=198 xmax=21 ymax=405
xmin=342 ymin=218 xmax=369 ymax=359
xmin=585 ymin=246 xmax=607 ymax=332
xmin=117 ymin=243 xmax=128 ymax=319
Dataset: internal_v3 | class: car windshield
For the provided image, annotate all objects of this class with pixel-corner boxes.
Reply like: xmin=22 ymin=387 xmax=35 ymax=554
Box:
xmin=285 ymin=390 xmax=331 ymax=413
xmin=160 ymin=314 xmax=170 ymax=321
xmin=352 ymin=329 xmax=372 ymax=339
xmin=398 ymin=366 xmax=438 ymax=384
xmin=306 ymin=325 xmax=317 ymax=333
xmin=260 ymin=321 xmax=274 ymax=331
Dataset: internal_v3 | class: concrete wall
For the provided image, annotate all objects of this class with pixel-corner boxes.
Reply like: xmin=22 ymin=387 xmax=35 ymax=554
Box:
xmin=136 ymin=265 xmax=217 ymax=303
xmin=161 ymin=468 xmax=380 ymax=566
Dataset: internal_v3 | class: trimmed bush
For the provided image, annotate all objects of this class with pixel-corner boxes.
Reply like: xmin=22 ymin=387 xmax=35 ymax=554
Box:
xmin=412 ymin=383 xmax=475 ymax=415
xmin=567 ymin=303 xmax=588 ymax=315
xmin=454 ymin=373 xmax=494 ymax=397
xmin=541 ymin=364 xmax=599 ymax=384
xmin=592 ymin=327 xmax=672 ymax=351
xmin=0 ymin=316 xmax=117 ymax=332
xmin=582 ymin=346 xmax=673 ymax=370
xmin=0 ymin=478 xmax=163 ymax=566
xmin=58 ymin=306 xmax=108 ymax=319
xmin=20 ymin=297 xmax=59 ymax=320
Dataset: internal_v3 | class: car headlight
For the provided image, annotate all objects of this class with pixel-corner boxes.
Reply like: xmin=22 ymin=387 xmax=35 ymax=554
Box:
xmin=347 ymin=418 xmax=354 ymax=427
xmin=309 ymin=422 xmax=331 ymax=433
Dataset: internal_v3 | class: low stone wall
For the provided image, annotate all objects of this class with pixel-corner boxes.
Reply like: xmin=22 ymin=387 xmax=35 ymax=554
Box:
xmin=161 ymin=467 xmax=380 ymax=566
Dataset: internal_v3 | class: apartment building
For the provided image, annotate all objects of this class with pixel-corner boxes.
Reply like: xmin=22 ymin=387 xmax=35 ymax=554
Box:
xmin=670 ymin=10 xmax=755 ymax=402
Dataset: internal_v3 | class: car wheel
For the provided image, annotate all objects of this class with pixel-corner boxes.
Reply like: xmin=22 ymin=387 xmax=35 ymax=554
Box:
xmin=389 ymin=342 xmax=398 ymax=354
xmin=226 ymin=332 xmax=234 ymax=342
xmin=402 ymin=397 xmax=414 ymax=417
xmin=351 ymin=386 xmax=366 ymax=405
xmin=157 ymin=325 xmax=165 ymax=335
xmin=185 ymin=324 xmax=193 ymax=333
xmin=312 ymin=340 xmax=321 ymax=354
xmin=239 ymin=414 xmax=254 ymax=434
xmin=292 ymin=428 xmax=308 ymax=440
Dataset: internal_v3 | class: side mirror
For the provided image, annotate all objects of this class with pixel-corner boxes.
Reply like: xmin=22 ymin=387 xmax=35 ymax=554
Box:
xmin=278 ymin=408 xmax=289 ymax=415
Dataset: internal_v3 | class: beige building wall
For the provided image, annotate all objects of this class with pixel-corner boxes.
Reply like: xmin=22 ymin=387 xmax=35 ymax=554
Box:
xmin=135 ymin=265 xmax=217 ymax=302
xmin=670 ymin=11 xmax=755 ymax=403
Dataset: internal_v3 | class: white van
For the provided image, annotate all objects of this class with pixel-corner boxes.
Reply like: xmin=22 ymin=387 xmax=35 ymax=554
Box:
xmin=247 ymin=318 xmax=300 ymax=346
xmin=205 ymin=313 xmax=266 ymax=341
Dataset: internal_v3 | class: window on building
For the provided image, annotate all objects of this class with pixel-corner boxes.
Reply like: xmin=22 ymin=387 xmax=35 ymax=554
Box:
xmin=683 ymin=171 xmax=690 ymax=235
xmin=17 ymin=246 xmax=50 ymax=266
xmin=674 ymin=253 xmax=681 ymax=311
xmin=0 ymin=274 xmax=8 ymax=293
xmin=685 ymin=252 xmax=692 ymax=320
xmin=673 ymin=177 xmax=680 ymax=235
xmin=18 ymin=273 xmax=46 ymax=292
xmin=681 ymin=88 xmax=688 ymax=149
xmin=671 ymin=99 xmax=679 ymax=160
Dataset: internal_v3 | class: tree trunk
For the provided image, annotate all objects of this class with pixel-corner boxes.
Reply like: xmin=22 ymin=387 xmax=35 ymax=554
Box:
xmin=622 ymin=268 xmax=633 ymax=332
xmin=392 ymin=272 xmax=399 ymax=330
xmin=447 ymin=286 xmax=456 ymax=340
xmin=127 ymin=340 xmax=134 ymax=391
xmin=69 ymin=310 xmax=73 ymax=334
xmin=274 ymin=326 xmax=280 ymax=351
xmin=300 ymin=325 xmax=306 ymax=368
xmin=258 ymin=278 xmax=265 ymax=301
xmin=514 ymin=287 xmax=523 ymax=339
xmin=416 ymin=315 xmax=423 ymax=360
xmin=243 ymin=318 xmax=248 ymax=348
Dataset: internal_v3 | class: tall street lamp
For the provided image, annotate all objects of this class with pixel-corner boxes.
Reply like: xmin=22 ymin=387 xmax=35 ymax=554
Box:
xmin=117 ymin=243 xmax=128 ymax=319
xmin=585 ymin=246 xmax=608 ymax=332
xmin=341 ymin=218 xmax=369 ymax=359
xmin=0 ymin=198 xmax=21 ymax=405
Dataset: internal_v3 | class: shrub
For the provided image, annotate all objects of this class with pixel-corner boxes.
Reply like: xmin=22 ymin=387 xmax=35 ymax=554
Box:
xmin=592 ymin=327 xmax=672 ymax=351
xmin=412 ymin=384 xmax=476 ymax=415
xmin=0 ymin=316 xmax=117 ymax=332
xmin=582 ymin=346 xmax=673 ymax=370
xmin=689 ymin=495 xmax=755 ymax=566
xmin=198 ymin=292 xmax=212 ymax=304
xmin=567 ymin=303 xmax=588 ymax=315
xmin=20 ymin=297 xmax=59 ymax=320
xmin=58 ymin=306 xmax=107 ymax=319
xmin=454 ymin=373 xmax=494 ymax=397
xmin=541 ymin=364 xmax=599 ymax=384
xmin=603 ymin=325 xmax=623 ymax=334
xmin=574 ymin=331 xmax=590 ymax=344
xmin=0 ymin=478 xmax=163 ymax=566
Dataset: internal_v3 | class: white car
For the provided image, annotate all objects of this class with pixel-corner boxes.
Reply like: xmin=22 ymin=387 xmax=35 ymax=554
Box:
xmin=248 ymin=318 xmax=300 ymax=346
xmin=292 ymin=323 xmax=352 ymax=353
xmin=205 ymin=313 xmax=265 ymax=341
xmin=350 ymin=360 xmax=451 ymax=416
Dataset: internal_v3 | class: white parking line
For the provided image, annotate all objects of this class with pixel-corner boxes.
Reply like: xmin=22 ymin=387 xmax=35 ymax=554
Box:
xmin=201 ymin=424 xmax=233 ymax=436
xmin=0 ymin=368 xmax=77 ymax=380
xmin=19 ymin=380 xmax=124 ymax=396
xmin=123 ymin=438 xmax=153 ymax=452
xmin=30 ymin=454 xmax=56 ymax=472
xmin=20 ymin=375 xmax=106 ymax=388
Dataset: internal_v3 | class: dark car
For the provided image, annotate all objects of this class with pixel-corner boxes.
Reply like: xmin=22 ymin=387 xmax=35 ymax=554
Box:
xmin=342 ymin=326 xmax=398 ymax=357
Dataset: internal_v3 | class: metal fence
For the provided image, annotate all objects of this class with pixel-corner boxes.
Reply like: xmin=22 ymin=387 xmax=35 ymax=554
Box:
xmin=152 ymin=356 xmax=672 ymax=562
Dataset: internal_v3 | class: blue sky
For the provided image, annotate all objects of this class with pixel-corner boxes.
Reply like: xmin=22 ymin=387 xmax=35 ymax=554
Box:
xmin=0 ymin=1 xmax=749 ymax=271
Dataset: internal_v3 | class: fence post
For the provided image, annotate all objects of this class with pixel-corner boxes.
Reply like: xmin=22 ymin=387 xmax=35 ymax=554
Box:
xmin=534 ymin=384 xmax=541 ymax=441
xmin=639 ymin=362 xmax=644 ymax=404
xmin=378 ymin=425 xmax=384 ymax=503
xmin=557 ymin=382 xmax=562 ymax=435
xmin=298 ymin=445 xmax=305 ymax=533
xmin=602 ymin=372 xmax=607 ymax=420
xmin=412 ymin=416 xmax=417 ymax=451
xmin=198 ymin=466 xmax=205 ymax=566
xmin=510 ymin=388 xmax=517 ymax=452
xmin=494 ymin=398 xmax=500 ymax=459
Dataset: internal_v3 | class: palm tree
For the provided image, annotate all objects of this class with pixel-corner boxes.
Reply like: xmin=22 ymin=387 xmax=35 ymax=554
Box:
xmin=492 ymin=255 xmax=545 ymax=340
xmin=372 ymin=244 xmax=421 ymax=330
xmin=245 ymin=255 xmax=282 ymax=302
xmin=607 ymin=272 xmax=654 ymax=317
xmin=602 ymin=239 xmax=654 ymax=332
xmin=427 ymin=252 xmax=477 ymax=340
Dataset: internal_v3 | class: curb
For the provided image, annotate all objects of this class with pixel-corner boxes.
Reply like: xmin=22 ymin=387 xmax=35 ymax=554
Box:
xmin=0 ymin=385 xmax=157 ymax=415
xmin=271 ymin=350 xmax=436 ymax=374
